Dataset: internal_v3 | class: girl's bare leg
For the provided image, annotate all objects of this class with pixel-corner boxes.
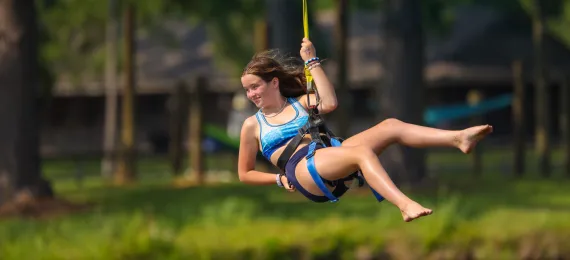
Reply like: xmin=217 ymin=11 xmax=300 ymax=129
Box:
xmin=295 ymin=145 xmax=432 ymax=222
xmin=342 ymin=118 xmax=493 ymax=155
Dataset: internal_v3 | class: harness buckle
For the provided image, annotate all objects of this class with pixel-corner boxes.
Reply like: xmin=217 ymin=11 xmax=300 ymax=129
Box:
xmin=305 ymin=142 xmax=317 ymax=159
xmin=306 ymin=152 xmax=315 ymax=159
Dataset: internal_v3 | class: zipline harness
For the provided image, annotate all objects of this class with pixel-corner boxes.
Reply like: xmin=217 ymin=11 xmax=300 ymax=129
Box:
xmin=276 ymin=0 xmax=385 ymax=203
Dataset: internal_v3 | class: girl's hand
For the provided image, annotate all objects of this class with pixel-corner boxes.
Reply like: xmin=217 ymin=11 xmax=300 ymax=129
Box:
xmin=280 ymin=175 xmax=296 ymax=192
xmin=300 ymin=38 xmax=316 ymax=62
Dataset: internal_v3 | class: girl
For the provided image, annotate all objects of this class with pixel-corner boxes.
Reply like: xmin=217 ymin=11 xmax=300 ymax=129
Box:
xmin=238 ymin=38 xmax=492 ymax=222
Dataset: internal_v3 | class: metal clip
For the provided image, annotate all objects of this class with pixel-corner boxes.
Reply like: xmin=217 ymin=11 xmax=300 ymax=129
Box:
xmin=307 ymin=81 xmax=313 ymax=92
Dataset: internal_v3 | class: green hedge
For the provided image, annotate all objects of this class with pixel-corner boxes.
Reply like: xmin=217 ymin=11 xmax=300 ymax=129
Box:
xmin=4 ymin=153 xmax=570 ymax=260
xmin=2 ymin=194 xmax=570 ymax=260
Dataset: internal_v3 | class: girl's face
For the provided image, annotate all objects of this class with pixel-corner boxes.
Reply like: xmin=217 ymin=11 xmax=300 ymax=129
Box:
xmin=241 ymin=74 xmax=279 ymax=108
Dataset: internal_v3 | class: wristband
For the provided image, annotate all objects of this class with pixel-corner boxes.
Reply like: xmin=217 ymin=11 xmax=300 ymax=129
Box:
xmin=304 ymin=57 xmax=319 ymax=66
xmin=276 ymin=173 xmax=284 ymax=187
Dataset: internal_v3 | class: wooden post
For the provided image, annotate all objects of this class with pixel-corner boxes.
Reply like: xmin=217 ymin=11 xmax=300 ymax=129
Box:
xmin=562 ymin=76 xmax=570 ymax=177
xmin=467 ymin=89 xmax=483 ymax=176
xmin=532 ymin=0 xmax=551 ymax=177
xmin=169 ymin=81 xmax=188 ymax=176
xmin=114 ymin=3 xmax=137 ymax=184
xmin=254 ymin=17 xmax=268 ymax=52
xmin=188 ymin=76 xmax=206 ymax=184
xmin=512 ymin=60 xmax=526 ymax=177
xmin=101 ymin=0 xmax=119 ymax=179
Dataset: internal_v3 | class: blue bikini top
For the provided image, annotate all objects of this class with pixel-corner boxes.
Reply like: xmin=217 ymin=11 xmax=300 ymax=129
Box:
xmin=256 ymin=97 xmax=309 ymax=160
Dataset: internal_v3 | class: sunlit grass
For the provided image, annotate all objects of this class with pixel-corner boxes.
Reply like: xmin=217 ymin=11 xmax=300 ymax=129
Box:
xmin=1 ymin=150 xmax=570 ymax=259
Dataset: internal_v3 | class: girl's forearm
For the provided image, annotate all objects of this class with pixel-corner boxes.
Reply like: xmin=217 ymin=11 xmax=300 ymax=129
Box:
xmin=308 ymin=65 xmax=337 ymax=111
xmin=239 ymin=170 xmax=279 ymax=186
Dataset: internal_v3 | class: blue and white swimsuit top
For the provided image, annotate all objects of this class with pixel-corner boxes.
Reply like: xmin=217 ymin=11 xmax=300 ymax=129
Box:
xmin=256 ymin=97 xmax=309 ymax=160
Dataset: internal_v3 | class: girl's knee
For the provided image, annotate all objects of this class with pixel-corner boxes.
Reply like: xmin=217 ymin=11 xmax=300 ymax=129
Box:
xmin=350 ymin=145 xmax=377 ymax=161
xmin=379 ymin=118 xmax=403 ymax=127
xmin=374 ymin=118 xmax=403 ymax=142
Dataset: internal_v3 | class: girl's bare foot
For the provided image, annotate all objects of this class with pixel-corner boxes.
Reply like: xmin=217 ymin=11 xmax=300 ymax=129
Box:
xmin=400 ymin=202 xmax=433 ymax=222
xmin=456 ymin=125 xmax=493 ymax=154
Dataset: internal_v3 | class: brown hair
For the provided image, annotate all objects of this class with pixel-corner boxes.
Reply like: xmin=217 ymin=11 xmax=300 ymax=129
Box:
xmin=242 ymin=50 xmax=307 ymax=98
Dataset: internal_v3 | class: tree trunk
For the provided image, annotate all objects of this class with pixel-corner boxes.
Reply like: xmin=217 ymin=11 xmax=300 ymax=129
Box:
xmin=267 ymin=0 xmax=303 ymax=55
xmin=512 ymin=60 xmax=526 ymax=177
xmin=169 ymin=81 xmax=188 ymax=176
xmin=561 ymin=76 xmax=570 ymax=177
xmin=532 ymin=0 xmax=551 ymax=177
xmin=0 ymin=0 xmax=53 ymax=205
xmin=188 ymin=76 xmax=206 ymax=184
xmin=378 ymin=0 xmax=426 ymax=185
xmin=114 ymin=4 xmax=137 ymax=184
xmin=334 ymin=0 xmax=350 ymax=138
xmin=101 ymin=0 xmax=119 ymax=178
xmin=254 ymin=16 xmax=268 ymax=52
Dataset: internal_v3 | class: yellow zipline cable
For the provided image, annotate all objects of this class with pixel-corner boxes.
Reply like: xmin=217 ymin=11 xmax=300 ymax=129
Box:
xmin=302 ymin=0 xmax=314 ymax=92
xmin=303 ymin=0 xmax=309 ymax=38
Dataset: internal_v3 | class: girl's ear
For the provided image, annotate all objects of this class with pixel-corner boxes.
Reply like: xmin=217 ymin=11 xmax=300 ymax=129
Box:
xmin=272 ymin=77 xmax=279 ymax=88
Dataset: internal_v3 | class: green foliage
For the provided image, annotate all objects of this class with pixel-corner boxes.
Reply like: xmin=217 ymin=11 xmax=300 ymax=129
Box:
xmin=311 ymin=0 xmax=384 ymax=11
xmin=421 ymin=0 xmax=460 ymax=36
xmin=2 ymin=170 xmax=570 ymax=259
xmin=33 ymin=0 xmax=570 ymax=90
xmin=518 ymin=0 xmax=564 ymax=18
xmin=464 ymin=0 xmax=570 ymax=47
xmin=546 ymin=0 xmax=570 ymax=48
xmin=38 ymin=0 xmax=107 ymax=83
xmin=3 ymin=149 xmax=570 ymax=259
xmin=35 ymin=0 xmax=269 ymax=81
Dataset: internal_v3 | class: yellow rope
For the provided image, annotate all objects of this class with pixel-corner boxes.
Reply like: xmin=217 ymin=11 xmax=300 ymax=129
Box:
xmin=303 ymin=0 xmax=309 ymax=38
xmin=302 ymin=0 xmax=314 ymax=92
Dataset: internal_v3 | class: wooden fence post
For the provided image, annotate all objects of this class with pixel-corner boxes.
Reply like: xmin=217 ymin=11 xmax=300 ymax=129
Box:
xmin=169 ymin=81 xmax=189 ymax=176
xmin=561 ymin=75 xmax=570 ymax=177
xmin=512 ymin=60 xmax=526 ymax=177
xmin=188 ymin=76 xmax=206 ymax=184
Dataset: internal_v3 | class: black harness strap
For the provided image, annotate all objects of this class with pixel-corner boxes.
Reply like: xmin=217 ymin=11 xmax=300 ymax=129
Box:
xmin=277 ymin=106 xmax=323 ymax=172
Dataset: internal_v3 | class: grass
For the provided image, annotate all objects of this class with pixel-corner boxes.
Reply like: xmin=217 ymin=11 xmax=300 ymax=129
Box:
xmin=1 ymin=149 xmax=570 ymax=259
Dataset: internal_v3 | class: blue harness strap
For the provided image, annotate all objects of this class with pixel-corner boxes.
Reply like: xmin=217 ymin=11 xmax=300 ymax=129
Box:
xmin=363 ymin=171 xmax=385 ymax=202
xmin=306 ymin=141 xmax=339 ymax=202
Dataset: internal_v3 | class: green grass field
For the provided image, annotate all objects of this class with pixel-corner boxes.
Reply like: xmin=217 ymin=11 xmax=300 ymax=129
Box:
xmin=1 ymin=150 xmax=570 ymax=259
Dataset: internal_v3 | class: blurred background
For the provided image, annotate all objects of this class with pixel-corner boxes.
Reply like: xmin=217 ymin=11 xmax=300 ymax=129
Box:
xmin=1 ymin=0 xmax=570 ymax=259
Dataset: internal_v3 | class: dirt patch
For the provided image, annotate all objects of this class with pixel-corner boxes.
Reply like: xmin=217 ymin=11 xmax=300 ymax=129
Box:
xmin=0 ymin=191 xmax=93 ymax=220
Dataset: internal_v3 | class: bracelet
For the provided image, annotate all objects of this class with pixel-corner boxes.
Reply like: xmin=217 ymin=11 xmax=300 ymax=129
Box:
xmin=304 ymin=57 xmax=319 ymax=66
xmin=276 ymin=173 xmax=284 ymax=187
xmin=308 ymin=62 xmax=321 ymax=71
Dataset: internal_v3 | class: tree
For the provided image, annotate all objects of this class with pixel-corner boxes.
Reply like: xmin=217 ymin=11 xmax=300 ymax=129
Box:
xmin=114 ymin=4 xmax=137 ymax=184
xmin=378 ymin=0 xmax=426 ymax=185
xmin=101 ymin=0 xmax=119 ymax=179
xmin=531 ymin=0 xmax=550 ymax=177
xmin=267 ymin=0 xmax=303 ymax=55
xmin=333 ymin=0 xmax=350 ymax=138
xmin=0 ymin=0 xmax=53 ymax=206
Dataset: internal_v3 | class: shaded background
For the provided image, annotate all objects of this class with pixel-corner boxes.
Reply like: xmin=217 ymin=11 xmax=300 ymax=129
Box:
xmin=1 ymin=0 xmax=570 ymax=259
